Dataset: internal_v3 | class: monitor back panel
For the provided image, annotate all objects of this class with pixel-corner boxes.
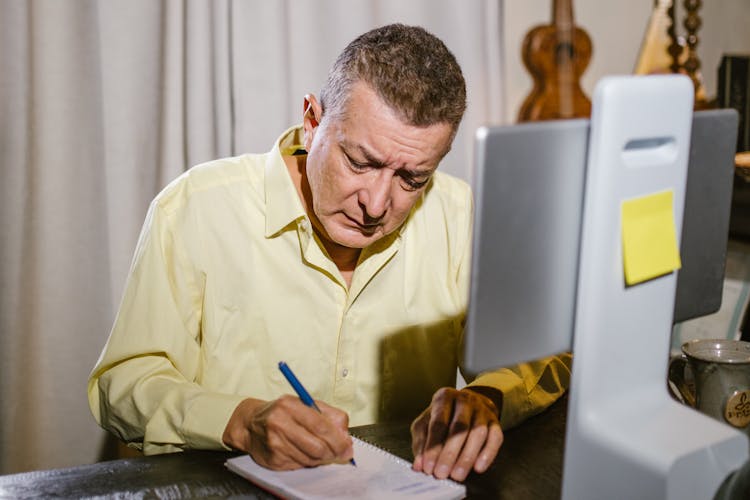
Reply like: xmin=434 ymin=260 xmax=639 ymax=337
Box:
xmin=463 ymin=110 xmax=738 ymax=374
xmin=674 ymin=109 xmax=738 ymax=323
xmin=464 ymin=119 xmax=588 ymax=373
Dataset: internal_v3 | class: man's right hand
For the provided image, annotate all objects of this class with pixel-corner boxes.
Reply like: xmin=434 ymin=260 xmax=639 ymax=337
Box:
xmin=222 ymin=396 xmax=354 ymax=470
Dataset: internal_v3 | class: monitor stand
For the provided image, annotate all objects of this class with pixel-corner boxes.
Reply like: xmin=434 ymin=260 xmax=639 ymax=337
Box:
xmin=562 ymin=75 xmax=748 ymax=499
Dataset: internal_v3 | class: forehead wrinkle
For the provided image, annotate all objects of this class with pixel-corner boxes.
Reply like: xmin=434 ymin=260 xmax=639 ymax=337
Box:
xmin=342 ymin=139 xmax=437 ymax=176
xmin=332 ymin=104 xmax=447 ymax=174
xmin=354 ymin=143 xmax=387 ymax=168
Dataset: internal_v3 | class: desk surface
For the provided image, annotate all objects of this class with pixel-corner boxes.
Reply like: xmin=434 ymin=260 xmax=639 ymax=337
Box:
xmin=0 ymin=396 xmax=567 ymax=499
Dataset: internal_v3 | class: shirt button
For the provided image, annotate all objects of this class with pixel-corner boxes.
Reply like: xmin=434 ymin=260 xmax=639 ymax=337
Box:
xmin=342 ymin=368 xmax=349 ymax=378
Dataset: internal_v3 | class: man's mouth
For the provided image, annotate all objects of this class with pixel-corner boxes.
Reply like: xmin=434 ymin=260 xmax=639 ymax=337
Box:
xmin=345 ymin=214 xmax=380 ymax=233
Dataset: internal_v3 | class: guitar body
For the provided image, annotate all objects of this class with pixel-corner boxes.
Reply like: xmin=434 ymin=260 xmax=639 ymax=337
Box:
xmin=518 ymin=1 xmax=592 ymax=122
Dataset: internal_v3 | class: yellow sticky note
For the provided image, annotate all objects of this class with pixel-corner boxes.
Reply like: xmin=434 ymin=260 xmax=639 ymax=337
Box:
xmin=621 ymin=190 xmax=682 ymax=285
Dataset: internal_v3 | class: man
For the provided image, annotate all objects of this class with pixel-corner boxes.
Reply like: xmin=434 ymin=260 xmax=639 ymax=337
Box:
xmin=88 ymin=23 xmax=571 ymax=483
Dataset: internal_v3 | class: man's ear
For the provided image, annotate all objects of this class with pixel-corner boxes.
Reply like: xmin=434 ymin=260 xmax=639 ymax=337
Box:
xmin=302 ymin=94 xmax=322 ymax=151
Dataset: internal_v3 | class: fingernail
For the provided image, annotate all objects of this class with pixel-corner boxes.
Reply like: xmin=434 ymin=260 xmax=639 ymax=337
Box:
xmin=425 ymin=460 xmax=435 ymax=473
xmin=454 ymin=467 xmax=466 ymax=480
xmin=436 ymin=464 xmax=450 ymax=478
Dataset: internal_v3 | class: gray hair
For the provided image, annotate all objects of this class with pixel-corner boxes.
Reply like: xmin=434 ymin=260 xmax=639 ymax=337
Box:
xmin=320 ymin=23 xmax=467 ymax=132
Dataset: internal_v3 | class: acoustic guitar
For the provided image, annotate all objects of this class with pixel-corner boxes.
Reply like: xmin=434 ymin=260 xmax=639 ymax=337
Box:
xmin=517 ymin=0 xmax=592 ymax=122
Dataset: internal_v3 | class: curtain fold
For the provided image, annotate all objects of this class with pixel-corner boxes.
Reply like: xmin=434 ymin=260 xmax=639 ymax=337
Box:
xmin=0 ymin=0 xmax=504 ymax=473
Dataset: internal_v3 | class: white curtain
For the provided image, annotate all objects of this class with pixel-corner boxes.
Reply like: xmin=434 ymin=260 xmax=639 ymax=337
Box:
xmin=0 ymin=0 xmax=504 ymax=473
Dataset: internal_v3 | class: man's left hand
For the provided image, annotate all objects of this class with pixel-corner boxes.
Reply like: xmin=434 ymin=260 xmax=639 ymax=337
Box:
xmin=410 ymin=387 xmax=503 ymax=482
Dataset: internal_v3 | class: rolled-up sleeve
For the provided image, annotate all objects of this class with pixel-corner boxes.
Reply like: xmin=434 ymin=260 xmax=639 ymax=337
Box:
xmin=466 ymin=353 xmax=572 ymax=429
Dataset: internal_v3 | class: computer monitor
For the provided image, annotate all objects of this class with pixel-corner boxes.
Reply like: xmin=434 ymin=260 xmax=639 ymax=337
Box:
xmin=674 ymin=110 xmax=739 ymax=322
xmin=463 ymin=109 xmax=739 ymax=373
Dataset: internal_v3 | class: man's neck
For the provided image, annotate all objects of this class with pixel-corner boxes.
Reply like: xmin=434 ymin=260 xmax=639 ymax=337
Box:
xmin=320 ymin=240 xmax=360 ymax=288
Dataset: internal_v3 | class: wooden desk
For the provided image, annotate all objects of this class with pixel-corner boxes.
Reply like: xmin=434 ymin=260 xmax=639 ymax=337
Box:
xmin=0 ymin=396 xmax=567 ymax=499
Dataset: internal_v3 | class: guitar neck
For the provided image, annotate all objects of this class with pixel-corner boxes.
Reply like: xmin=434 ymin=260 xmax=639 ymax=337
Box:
xmin=634 ymin=0 xmax=675 ymax=74
xmin=553 ymin=0 xmax=575 ymax=32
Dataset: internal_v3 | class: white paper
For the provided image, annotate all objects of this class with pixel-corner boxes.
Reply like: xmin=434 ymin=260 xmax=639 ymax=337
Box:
xmin=225 ymin=437 xmax=466 ymax=500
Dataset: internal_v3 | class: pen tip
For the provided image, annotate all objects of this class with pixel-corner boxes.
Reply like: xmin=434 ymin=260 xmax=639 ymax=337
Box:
xmin=350 ymin=458 xmax=357 ymax=467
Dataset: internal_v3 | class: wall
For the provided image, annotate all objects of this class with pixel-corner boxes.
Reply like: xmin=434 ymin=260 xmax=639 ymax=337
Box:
xmin=502 ymin=0 xmax=750 ymax=124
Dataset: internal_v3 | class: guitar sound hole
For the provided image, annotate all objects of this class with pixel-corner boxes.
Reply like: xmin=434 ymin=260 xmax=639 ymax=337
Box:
xmin=556 ymin=42 xmax=575 ymax=64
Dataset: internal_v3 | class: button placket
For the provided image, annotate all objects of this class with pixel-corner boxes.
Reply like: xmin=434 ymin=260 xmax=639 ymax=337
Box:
xmin=333 ymin=308 xmax=356 ymax=403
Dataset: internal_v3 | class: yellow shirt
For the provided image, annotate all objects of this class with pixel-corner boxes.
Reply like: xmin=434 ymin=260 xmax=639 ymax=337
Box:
xmin=88 ymin=125 xmax=571 ymax=455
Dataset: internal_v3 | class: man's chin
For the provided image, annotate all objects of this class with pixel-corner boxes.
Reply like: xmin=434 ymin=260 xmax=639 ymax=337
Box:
xmin=328 ymin=227 xmax=386 ymax=249
xmin=331 ymin=234 xmax=378 ymax=250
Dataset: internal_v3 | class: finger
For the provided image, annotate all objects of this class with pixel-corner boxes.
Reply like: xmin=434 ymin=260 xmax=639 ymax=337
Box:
xmin=317 ymin=401 xmax=355 ymax=463
xmin=473 ymin=423 xmax=503 ymax=474
xmin=294 ymin=399 xmax=353 ymax=463
xmin=412 ymin=453 xmax=425 ymax=472
xmin=295 ymin=411 xmax=347 ymax=463
xmin=252 ymin=405 xmax=320 ymax=469
xmin=318 ymin=401 xmax=350 ymax=433
xmin=263 ymin=421 xmax=322 ymax=469
xmin=420 ymin=393 xmax=455 ymax=475
xmin=317 ymin=401 xmax=354 ymax=463
xmin=269 ymin=396 xmax=341 ymax=465
xmin=410 ymin=411 xmax=428 ymax=455
xmin=431 ymin=407 xmax=473 ymax=480
xmin=447 ymin=424 xmax=488 ymax=481
xmin=410 ymin=412 xmax=429 ymax=471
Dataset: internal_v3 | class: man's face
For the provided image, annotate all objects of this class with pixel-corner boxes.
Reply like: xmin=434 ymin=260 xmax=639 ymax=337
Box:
xmin=303 ymin=83 xmax=454 ymax=250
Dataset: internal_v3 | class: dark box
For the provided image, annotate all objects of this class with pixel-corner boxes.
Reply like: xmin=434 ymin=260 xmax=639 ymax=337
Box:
xmin=717 ymin=54 xmax=750 ymax=153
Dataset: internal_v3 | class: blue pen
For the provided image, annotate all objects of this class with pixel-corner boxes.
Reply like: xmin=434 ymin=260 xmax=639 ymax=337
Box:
xmin=278 ymin=361 xmax=356 ymax=466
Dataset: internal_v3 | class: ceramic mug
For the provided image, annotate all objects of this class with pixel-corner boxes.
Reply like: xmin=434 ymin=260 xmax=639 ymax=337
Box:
xmin=669 ymin=339 xmax=750 ymax=433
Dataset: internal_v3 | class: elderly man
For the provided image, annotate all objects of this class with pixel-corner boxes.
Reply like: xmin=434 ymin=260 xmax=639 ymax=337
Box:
xmin=88 ymin=23 xmax=571 ymax=483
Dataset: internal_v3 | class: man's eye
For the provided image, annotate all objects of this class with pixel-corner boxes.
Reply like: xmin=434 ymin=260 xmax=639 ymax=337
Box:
xmin=346 ymin=156 xmax=369 ymax=172
xmin=401 ymin=175 xmax=429 ymax=191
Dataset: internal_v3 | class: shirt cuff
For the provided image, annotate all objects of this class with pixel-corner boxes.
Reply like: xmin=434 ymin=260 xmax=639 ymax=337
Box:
xmin=468 ymin=368 xmax=531 ymax=429
xmin=180 ymin=392 xmax=248 ymax=450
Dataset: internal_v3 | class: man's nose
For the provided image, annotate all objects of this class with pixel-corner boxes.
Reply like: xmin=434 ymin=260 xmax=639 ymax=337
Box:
xmin=360 ymin=170 xmax=392 ymax=222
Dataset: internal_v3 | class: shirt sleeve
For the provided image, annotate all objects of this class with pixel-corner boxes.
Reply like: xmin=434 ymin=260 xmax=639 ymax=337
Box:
xmin=464 ymin=353 xmax=572 ymax=430
xmin=87 ymin=196 xmax=245 ymax=454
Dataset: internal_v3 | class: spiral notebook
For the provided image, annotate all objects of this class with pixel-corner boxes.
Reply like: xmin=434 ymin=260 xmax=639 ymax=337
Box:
xmin=224 ymin=436 xmax=466 ymax=499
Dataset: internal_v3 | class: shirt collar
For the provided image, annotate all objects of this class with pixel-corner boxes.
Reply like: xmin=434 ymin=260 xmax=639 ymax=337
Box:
xmin=265 ymin=125 xmax=308 ymax=237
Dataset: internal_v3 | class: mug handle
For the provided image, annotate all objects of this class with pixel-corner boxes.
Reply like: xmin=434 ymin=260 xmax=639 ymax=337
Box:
xmin=668 ymin=355 xmax=696 ymax=407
